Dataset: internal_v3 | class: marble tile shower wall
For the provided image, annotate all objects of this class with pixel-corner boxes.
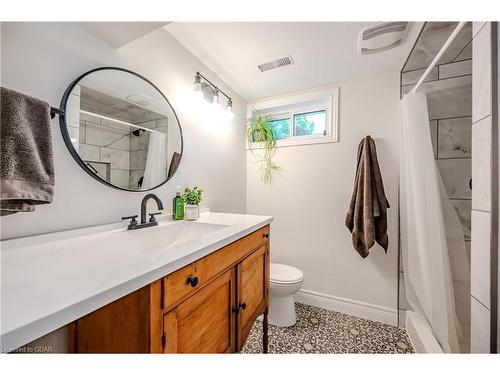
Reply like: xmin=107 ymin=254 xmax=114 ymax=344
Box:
xmin=399 ymin=58 xmax=473 ymax=327
xmin=129 ymin=131 xmax=146 ymax=189
xmin=470 ymin=22 xmax=497 ymax=354
xmin=78 ymin=112 xmax=132 ymax=187
xmin=79 ymin=114 xmax=167 ymax=189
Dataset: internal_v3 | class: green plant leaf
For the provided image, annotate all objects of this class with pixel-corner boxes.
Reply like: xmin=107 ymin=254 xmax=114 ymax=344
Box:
xmin=247 ymin=114 xmax=280 ymax=183
xmin=182 ymin=187 xmax=203 ymax=205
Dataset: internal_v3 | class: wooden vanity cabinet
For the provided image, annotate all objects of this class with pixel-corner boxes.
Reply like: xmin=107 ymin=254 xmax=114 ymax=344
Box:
xmin=163 ymin=269 xmax=236 ymax=353
xmin=68 ymin=225 xmax=270 ymax=354
xmin=68 ymin=281 xmax=163 ymax=353
xmin=237 ymin=245 xmax=269 ymax=350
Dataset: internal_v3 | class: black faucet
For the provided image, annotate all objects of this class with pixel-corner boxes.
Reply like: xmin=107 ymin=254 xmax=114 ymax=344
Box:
xmin=140 ymin=193 xmax=164 ymax=223
xmin=122 ymin=193 xmax=164 ymax=230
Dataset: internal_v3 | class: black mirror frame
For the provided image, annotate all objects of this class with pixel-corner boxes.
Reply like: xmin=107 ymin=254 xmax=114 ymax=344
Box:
xmin=59 ymin=67 xmax=183 ymax=192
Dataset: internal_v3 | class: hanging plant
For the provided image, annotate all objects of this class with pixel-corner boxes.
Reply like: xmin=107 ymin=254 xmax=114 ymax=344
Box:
xmin=247 ymin=114 xmax=280 ymax=183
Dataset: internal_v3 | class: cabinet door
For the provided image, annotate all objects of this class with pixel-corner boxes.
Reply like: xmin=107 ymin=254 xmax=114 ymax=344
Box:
xmin=68 ymin=281 xmax=162 ymax=353
xmin=163 ymin=268 xmax=236 ymax=353
xmin=237 ymin=245 xmax=269 ymax=350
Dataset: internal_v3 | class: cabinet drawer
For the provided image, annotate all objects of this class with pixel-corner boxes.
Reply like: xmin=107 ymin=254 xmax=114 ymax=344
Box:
xmin=162 ymin=225 xmax=270 ymax=311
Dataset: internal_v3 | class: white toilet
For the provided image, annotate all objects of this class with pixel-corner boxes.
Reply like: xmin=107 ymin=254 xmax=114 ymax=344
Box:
xmin=269 ymin=263 xmax=304 ymax=327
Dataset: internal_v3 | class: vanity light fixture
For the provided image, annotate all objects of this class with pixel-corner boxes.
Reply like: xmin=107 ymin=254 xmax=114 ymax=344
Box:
xmin=193 ymin=71 xmax=233 ymax=119
xmin=194 ymin=73 xmax=203 ymax=98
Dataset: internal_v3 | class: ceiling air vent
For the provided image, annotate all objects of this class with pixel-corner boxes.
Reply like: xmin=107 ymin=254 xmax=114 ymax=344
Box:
xmin=257 ymin=55 xmax=294 ymax=72
xmin=357 ymin=22 xmax=409 ymax=55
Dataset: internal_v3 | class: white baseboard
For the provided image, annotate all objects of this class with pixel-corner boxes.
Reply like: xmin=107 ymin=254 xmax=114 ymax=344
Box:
xmin=295 ymin=289 xmax=398 ymax=326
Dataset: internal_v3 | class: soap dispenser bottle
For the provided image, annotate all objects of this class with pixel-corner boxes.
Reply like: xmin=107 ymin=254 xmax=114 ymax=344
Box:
xmin=173 ymin=190 xmax=184 ymax=220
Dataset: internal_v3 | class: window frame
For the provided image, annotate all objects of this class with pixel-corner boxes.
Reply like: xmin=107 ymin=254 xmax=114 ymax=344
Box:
xmin=247 ymin=87 xmax=339 ymax=148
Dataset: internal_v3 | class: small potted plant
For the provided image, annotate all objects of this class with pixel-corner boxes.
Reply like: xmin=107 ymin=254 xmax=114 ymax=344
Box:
xmin=183 ymin=187 xmax=203 ymax=220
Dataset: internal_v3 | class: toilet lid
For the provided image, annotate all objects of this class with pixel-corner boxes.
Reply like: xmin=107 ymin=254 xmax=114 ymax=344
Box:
xmin=270 ymin=263 xmax=304 ymax=284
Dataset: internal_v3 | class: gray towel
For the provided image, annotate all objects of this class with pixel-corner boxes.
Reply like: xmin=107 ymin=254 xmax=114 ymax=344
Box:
xmin=167 ymin=151 xmax=182 ymax=178
xmin=1 ymin=87 xmax=54 ymax=216
xmin=345 ymin=136 xmax=390 ymax=258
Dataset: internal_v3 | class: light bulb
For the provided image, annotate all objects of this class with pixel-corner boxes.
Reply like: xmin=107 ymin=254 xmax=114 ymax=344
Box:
xmin=194 ymin=83 xmax=203 ymax=99
xmin=226 ymin=99 xmax=234 ymax=120
xmin=194 ymin=73 xmax=203 ymax=98
xmin=212 ymin=90 xmax=220 ymax=105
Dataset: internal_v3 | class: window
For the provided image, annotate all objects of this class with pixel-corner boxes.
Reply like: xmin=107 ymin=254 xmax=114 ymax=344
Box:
xmin=248 ymin=87 xmax=338 ymax=147
xmin=268 ymin=117 xmax=290 ymax=140
xmin=294 ymin=110 xmax=326 ymax=136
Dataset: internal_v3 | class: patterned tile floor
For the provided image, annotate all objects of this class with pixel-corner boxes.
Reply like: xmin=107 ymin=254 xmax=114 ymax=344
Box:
xmin=242 ymin=303 xmax=414 ymax=354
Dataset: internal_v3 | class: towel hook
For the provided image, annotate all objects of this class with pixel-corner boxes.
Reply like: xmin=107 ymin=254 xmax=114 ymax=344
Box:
xmin=50 ymin=107 xmax=65 ymax=119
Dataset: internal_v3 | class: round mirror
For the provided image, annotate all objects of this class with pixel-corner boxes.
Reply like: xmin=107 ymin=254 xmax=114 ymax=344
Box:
xmin=59 ymin=67 xmax=183 ymax=191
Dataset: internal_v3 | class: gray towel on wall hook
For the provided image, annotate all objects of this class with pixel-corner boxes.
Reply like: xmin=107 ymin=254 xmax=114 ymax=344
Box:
xmin=1 ymin=87 xmax=54 ymax=215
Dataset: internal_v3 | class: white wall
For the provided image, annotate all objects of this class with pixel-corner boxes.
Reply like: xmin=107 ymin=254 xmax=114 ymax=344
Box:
xmin=246 ymin=72 xmax=401 ymax=320
xmin=0 ymin=23 xmax=247 ymax=240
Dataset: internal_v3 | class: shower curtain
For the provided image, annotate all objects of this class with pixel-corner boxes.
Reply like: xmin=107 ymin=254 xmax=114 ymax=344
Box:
xmin=143 ymin=132 xmax=167 ymax=189
xmin=400 ymin=92 xmax=470 ymax=353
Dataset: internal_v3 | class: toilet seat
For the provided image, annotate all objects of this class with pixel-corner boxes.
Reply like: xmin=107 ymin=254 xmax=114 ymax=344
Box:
xmin=270 ymin=263 xmax=304 ymax=285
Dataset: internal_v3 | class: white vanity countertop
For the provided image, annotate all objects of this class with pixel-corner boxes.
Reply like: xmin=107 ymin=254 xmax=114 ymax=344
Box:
xmin=0 ymin=212 xmax=272 ymax=351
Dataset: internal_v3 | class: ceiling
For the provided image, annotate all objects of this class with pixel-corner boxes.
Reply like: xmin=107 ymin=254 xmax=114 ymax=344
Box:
xmin=166 ymin=22 xmax=424 ymax=100
xmin=79 ymin=22 xmax=168 ymax=48
xmin=80 ymin=87 xmax=165 ymax=125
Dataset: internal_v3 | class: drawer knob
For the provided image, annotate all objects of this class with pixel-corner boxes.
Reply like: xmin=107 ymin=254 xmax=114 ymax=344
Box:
xmin=186 ymin=275 xmax=199 ymax=287
xmin=263 ymin=233 xmax=269 ymax=239
xmin=233 ymin=302 xmax=247 ymax=314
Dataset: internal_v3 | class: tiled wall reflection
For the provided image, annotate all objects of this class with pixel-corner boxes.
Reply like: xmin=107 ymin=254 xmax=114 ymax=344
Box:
xmin=79 ymin=114 xmax=168 ymax=189
xmin=79 ymin=112 xmax=132 ymax=187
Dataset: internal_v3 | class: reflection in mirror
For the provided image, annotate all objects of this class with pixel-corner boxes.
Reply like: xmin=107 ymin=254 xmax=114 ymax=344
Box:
xmin=62 ymin=68 xmax=182 ymax=191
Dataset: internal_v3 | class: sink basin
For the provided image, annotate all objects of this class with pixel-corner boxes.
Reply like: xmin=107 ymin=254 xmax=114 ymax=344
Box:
xmin=1 ymin=220 xmax=229 ymax=316
xmin=2 ymin=220 xmax=229 ymax=285
xmin=118 ymin=220 xmax=229 ymax=249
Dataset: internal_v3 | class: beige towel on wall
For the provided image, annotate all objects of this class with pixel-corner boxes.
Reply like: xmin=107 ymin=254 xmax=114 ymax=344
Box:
xmin=1 ymin=87 xmax=54 ymax=215
xmin=345 ymin=136 xmax=390 ymax=258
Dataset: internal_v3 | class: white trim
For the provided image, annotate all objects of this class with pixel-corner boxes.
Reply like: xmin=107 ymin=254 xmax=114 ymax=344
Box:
xmin=247 ymin=87 xmax=339 ymax=147
xmin=295 ymin=289 xmax=398 ymax=326
xmin=247 ymin=135 xmax=337 ymax=150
